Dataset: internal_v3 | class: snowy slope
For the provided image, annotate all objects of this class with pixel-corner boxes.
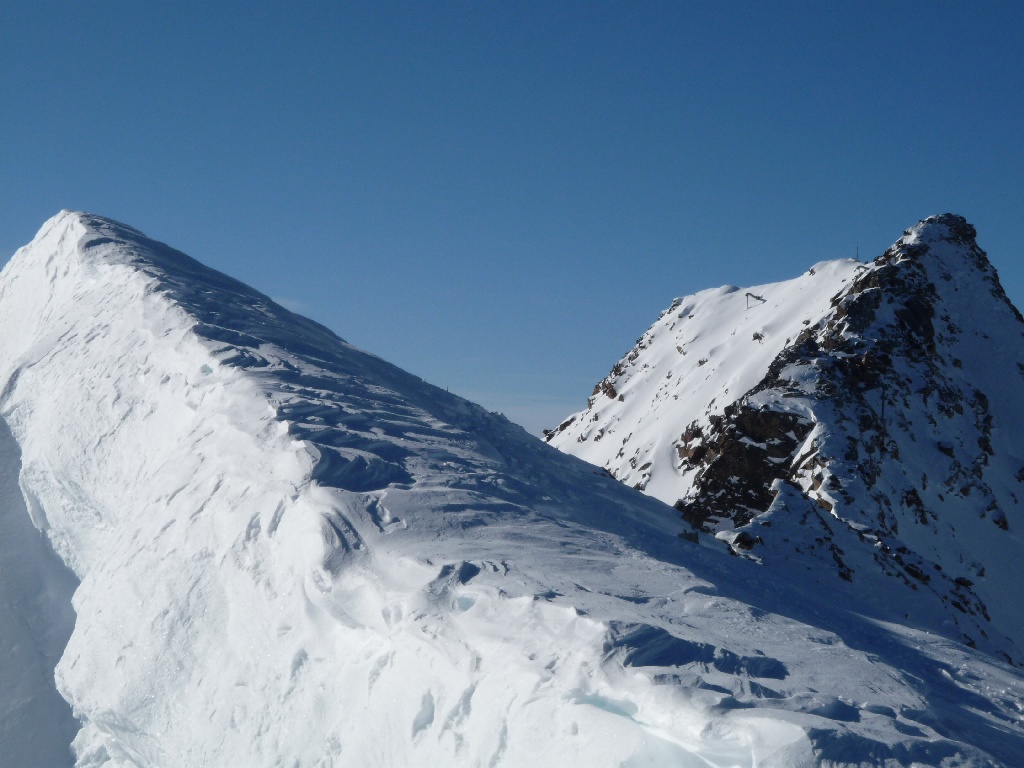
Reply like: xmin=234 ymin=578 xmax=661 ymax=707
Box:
xmin=1 ymin=212 xmax=1023 ymax=767
xmin=548 ymin=214 xmax=1024 ymax=666
xmin=546 ymin=258 xmax=862 ymax=500
xmin=0 ymin=411 xmax=78 ymax=765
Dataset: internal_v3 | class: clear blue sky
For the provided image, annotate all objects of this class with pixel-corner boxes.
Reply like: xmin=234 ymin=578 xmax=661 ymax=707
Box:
xmin=2 ymin=2 xmax=1022 ymax=435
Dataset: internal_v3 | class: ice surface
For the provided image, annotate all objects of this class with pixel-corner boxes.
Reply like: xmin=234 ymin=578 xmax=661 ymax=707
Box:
xmin=0 ymin=211 xmax=1022 ymax=766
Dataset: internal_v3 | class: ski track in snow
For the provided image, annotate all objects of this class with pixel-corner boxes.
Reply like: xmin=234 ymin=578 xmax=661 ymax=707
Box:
xmin=0 ymin=212 xmax=1021 ymax=766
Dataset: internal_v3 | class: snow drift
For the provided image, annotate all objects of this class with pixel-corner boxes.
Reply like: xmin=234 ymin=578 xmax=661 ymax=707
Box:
xmin=1 ymin=211 xmax=1023 ymax=767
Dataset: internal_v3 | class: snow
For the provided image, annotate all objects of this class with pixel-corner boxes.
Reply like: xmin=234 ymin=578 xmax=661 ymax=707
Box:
xmin=0 ymin=416 xmax=78 ymax=767
xmin=549 ymin=259 xmax=862 ymax=503
xmin=0 ymin=211 xmax=1023 ymax=766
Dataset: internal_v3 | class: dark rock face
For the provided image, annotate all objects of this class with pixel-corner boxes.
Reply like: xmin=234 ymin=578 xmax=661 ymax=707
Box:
xmin=676 ymin=216 xmax=1017 ymax=529
xmin=675 ymin=407 xmax=812 ymax=530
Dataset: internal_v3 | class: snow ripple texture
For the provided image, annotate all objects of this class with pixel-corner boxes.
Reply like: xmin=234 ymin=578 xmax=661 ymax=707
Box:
xmin=0 ymin=211 xmax=1022 ymax=767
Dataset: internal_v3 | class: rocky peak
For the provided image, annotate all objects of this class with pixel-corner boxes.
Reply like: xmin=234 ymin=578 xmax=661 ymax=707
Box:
xmin=549 ymin=215 xmax=1024 ymax=664
xmin=905 ymin=212 xmax=978 ymax=246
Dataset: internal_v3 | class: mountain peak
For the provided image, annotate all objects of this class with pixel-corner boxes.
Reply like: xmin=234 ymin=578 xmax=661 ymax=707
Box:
xmin=903 ymin=212 xmax=978 ymax=246
xmin=30 ymin=209 xmax=122 ymax=240
xmin=19 ymin=209 xmax=156 ymax=272
xmin=549 ymin=215 xmax=1024 ymax=664
xmin=879 ymin=212 xmax=1019 ymax=321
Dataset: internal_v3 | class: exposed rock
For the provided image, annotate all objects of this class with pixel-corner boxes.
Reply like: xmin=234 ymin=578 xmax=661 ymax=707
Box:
xmin=549 ymin=214 xmax=1024 ymax=663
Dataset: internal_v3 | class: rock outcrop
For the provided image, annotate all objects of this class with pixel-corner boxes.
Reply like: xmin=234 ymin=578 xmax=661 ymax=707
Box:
xmin=549 ymin=215 xmax=1024 ymax=663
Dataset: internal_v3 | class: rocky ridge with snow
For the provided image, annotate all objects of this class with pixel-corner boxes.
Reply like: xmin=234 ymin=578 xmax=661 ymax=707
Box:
xmin=547 ymin=214 xmax=1024 ymax=667
xmin=0 ymin=212 xmax=1023 ymax=767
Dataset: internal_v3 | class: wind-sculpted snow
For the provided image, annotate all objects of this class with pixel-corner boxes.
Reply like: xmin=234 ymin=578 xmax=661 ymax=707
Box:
xmin=0 ymin=212 xmax=1023 ymax=766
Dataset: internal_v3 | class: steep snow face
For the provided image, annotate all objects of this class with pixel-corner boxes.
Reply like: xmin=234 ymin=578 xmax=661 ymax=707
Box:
xmin=1 ymin=212 xmax=1024 ymax=767
xmin=0 ymin=414 xmax=78 ymax=766
xmin=548 ymin=214 xmax=1024 ymax=664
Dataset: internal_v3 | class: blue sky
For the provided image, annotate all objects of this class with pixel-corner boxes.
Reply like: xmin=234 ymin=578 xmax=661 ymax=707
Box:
xmin=2 ymin=2 xmax=1022 ymax=435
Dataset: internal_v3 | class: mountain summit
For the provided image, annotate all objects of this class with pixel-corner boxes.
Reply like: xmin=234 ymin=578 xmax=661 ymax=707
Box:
xmin=1 ymin=211 xmax=1023 ymax=766
xmin=548 ymin=214 xmax=1024 ymax=665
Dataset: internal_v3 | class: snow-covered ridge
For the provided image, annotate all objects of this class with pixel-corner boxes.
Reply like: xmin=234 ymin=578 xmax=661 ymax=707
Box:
xmin=549 ymin=213 xmax=1024 ymax=666
xmin=1 ymin=211 xmax=1023 ymax=766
